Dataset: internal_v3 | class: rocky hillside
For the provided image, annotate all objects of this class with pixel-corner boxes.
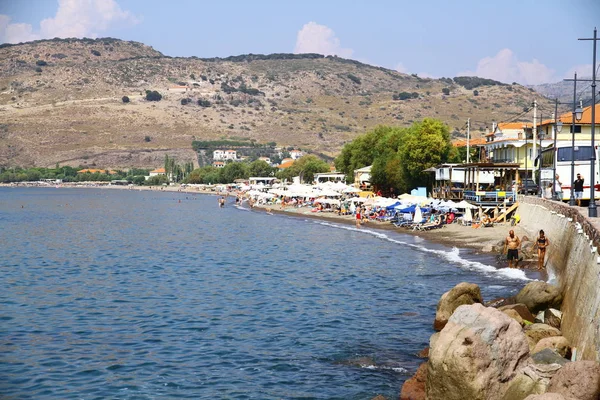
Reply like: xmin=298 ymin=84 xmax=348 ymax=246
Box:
xmin=0 ymin=38 xmax=557 ymax=169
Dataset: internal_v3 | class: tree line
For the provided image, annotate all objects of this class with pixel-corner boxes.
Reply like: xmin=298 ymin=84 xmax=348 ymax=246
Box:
xmin=334 ymin=118 xmax=469 ymax=196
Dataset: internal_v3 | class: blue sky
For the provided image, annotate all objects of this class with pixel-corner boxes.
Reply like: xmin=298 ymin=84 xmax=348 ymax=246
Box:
xmin=1 ymin=0 xmax=598 ymax=85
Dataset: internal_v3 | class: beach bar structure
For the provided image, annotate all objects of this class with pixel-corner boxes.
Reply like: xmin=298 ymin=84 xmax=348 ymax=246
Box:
xmin=430 ymin=162 xmax=520 ymax=206
xmin=314 ymin=173 xmax=346 ymax=184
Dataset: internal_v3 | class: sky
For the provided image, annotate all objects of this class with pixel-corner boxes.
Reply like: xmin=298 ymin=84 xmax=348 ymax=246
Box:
xmin=0 ymin=0 xmax=599 ymax=85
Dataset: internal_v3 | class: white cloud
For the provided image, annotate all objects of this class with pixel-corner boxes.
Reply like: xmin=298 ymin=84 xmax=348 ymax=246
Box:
xmin=458 ymin=48 xmax=555 ymax=85
xmin=0 ymin=0 xmax=140 ymax=44
xmin=395 ymin=62 xmax=408 ymax=73
xmin=294 ymin=21 xmax=353 ymax=58
xmin=564 ymin=64 xmax=593 ymax=79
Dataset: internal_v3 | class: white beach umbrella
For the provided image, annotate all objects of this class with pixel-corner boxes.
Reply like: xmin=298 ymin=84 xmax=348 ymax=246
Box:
xmin=456 ymin=200 xmax=477 ymax=209
xmin=343 ymin=186 xmax=361 ymax=193
xmin=464 ymin=207 xmax=473 ymax=222
xmin=413 ymin=206 xmax=423 ymax=223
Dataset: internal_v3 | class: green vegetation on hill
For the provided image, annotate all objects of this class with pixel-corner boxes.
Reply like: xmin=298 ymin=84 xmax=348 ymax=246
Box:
xmin=453 ymin=76 xmax=506 ymax=90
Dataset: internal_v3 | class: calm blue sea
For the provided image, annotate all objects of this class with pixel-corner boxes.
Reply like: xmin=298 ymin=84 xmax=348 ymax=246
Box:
xmin=0 ymin=187 xmax=533 ymax=399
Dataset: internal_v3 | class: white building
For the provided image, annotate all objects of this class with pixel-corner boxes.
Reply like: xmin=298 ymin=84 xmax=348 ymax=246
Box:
xmin=213 ymin=149 xmax=237 ymax=161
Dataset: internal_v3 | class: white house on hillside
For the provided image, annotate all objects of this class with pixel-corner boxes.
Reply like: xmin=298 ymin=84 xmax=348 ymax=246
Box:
xmin=290 ymin=150 xmax=304 ymax=160
xmin=213 ymin=149 xmax=237 ymax=161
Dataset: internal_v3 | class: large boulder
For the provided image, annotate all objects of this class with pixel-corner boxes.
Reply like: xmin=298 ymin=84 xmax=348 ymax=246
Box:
xmin=533 ymin=337 xmax=570 ymax=358
xmin=530 ymin=348 xmax=570 ymax=367
xmin=433 ymin=282 xmax=482 ymax=331
xmin=546 ymin=361 xmax=600 ymax=400
xmin=499 ymin=303 xmax=535 ymax=323
xmin=502 ymin=308 xmax=525 ymax=326
xmin=514 ymin=282 xmax=563 ymax=314
xmin=524 ymin=394 xmax=571 ymax=400
xmin=400 ymin=362 xmax=427 ymax=400
xmin=524 ymin=324 xmax=562 ymax=351
xmin=543 ymin=309 xmax=562 ymax=330
xmin=427 ymin=303 xmax=530 ymax=400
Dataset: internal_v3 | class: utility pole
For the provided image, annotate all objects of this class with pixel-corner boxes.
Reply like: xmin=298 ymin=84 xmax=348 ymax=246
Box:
xmin=466 ymin=118 xmax=470 ymax=163
xmin=579 ymin=27 xmax=598 ymax=217
xmin=532 ymin=99 xmax=537 ymax=169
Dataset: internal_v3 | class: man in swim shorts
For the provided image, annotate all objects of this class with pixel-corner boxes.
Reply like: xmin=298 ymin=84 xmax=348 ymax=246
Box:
xmin=503 ymin=229 xmax=521 ymax=268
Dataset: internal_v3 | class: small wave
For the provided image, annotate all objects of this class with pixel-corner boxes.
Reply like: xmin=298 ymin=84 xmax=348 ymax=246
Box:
xmin=314 ymin=221 xmax=531 ymax=281
xmin=360 ymin=364 xmax=408 ymax=373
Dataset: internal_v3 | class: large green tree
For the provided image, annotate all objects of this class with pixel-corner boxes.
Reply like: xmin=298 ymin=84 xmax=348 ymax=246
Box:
xmin=399 ymin=118 xmax=451 ymax=189
xmin=277 ymin=155 xmax=330 ymax=183
xmin=248 ymin=160 xmax=275 ymax=177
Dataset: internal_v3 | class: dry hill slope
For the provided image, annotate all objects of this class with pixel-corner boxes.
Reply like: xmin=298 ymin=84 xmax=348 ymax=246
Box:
xmin=0 ymin=38 xmax=557 ymax=169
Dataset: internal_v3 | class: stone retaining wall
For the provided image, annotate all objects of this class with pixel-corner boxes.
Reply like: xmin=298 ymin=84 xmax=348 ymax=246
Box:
xmin=519 ymin=197 xmax=600 ymax=361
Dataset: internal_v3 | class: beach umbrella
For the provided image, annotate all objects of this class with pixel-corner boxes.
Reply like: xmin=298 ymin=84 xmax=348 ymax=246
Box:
xmin=464 ymin=207 xmax=473 ymax=222
xmin=456 ymin=200 xmax=477 ymax=209
xmin=413 ymin=206 xmax=422 ymax=223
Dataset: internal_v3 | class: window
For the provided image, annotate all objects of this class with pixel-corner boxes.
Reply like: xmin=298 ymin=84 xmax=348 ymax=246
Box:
xmin=557 ymin=146 xmax=594 ymax=162
xmin=570 ymin=125 xmax=582 ymax=133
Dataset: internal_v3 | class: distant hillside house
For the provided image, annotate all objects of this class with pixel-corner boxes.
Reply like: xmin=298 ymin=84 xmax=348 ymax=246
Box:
xmin=258 ymin=156 xmax=271 ymax=164
xmin=77 ymin=168 xmax=117 ymax=175
xmin=149 ymin=167 xmax=166 ymax=177
xmin=277 ymin=159 xmax=294 ymax=170
xmin=213 ymin=149 xmax=237 ymax=161
xmin=290 ymin=150 xmax=304 ymax=160
xmin=213 ymin=161 xmax=225 ymax=168
xmin=168 ymin=85 xmax=188 ymax=93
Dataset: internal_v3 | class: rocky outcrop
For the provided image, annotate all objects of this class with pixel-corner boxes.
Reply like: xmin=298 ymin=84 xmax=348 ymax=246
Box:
xmin=525 ymin=324 xmax=562 ymax=351
xmin=515 ymin=282 xmax=563 ymax=315
xmin=433 ymin=282 xmax=482 ymax=331
xmin=427 ymin=303 xmax=530 ymax=400
xmin=543 ymin=309 xmax=562 ymax=330
xmin=546 ymin=361 xmax=600 ymax=400
xmin=523 ymin=394 xmax=571 ymax=400
xmin=503 ymin=308 xmax=525 ymax=326
xmin=533 ymin=337 xmax=570 ymax=358
xmin=399 ymin=362 xmax=427 ymax=400
xmin=498 ymin=303 xmax=535 ymax=323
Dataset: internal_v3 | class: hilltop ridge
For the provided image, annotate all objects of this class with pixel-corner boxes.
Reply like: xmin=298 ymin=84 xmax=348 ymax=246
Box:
xmin=0 ymin=37 xmax=557 ymax=169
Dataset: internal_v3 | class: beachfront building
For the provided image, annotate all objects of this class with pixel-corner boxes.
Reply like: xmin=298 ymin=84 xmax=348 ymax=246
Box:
xmin=314 ymin=173 xmax=345 ymax=184
xmin=537 ymin=103 xmax=600 ymax=142
xmin=353 ymin=165 xmax=371 ymax=189
xmin=149 ymin=167 xmax=166 ymax=177
xmin=482 ymin=122 xmax=553 ymax=183
xmin=249 ymin=177 xmax=277 ymax=187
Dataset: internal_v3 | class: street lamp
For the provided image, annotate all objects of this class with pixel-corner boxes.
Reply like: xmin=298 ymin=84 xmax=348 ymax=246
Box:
xmin=538 ymin=126 xmax=545 ymax=197
xmin=552 ymin=101 xmax=563 ymax=200
xmin=524 ymin=125 xmax=529 ymax=195
xmin=569 ymin=73 xmax=583 ymax=206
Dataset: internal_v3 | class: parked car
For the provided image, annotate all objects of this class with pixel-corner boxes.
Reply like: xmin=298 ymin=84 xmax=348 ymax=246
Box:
xmin=513 ymin=179 xmax=539 ymax=195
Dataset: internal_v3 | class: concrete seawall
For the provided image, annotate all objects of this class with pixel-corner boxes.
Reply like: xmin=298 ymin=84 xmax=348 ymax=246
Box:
xmin=519 ymin=197 xmax=600 ymax=361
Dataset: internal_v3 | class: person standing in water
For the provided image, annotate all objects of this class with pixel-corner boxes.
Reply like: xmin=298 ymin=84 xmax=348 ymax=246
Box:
xmin=534 ymin=230 xmax=549 ymax=270
xmin=503 ymin=229 xmax=521 ymax=268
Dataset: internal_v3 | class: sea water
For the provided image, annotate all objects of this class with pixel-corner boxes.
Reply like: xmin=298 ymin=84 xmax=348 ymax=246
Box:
xmin=0 ymin=188 xmax=533 ymax=399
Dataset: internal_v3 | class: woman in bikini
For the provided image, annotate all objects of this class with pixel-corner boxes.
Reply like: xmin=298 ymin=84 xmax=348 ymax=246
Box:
xmin=534 ymin=230 xmax=549 ymax=270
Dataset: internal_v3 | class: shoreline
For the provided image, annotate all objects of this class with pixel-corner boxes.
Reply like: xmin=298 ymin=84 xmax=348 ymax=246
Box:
xmin=2 ymin=182 xmax=542 ymax=273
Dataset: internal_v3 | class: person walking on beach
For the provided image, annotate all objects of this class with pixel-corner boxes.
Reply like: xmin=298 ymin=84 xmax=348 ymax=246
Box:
xmin=574 ymin=173 xmax=584 ymax=206
xmin=533 ymin=229 xmax=549 ymax=270
xmin=503 ymin=230 xmax=521 ymax=268
xmin=355 ymin=208 xmax=361 ymax=228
